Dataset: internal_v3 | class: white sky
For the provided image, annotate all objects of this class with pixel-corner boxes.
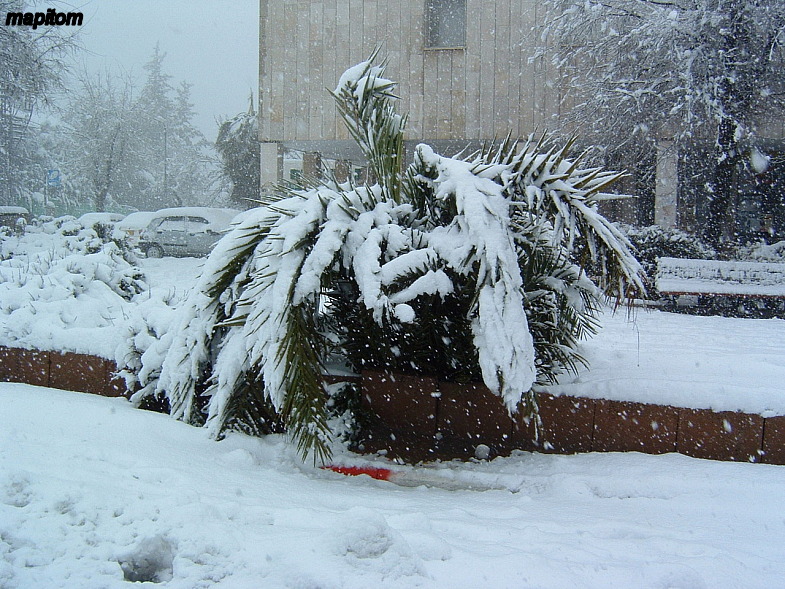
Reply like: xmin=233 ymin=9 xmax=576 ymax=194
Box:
xmin=57 ymin=0 xmax=259 ymax=141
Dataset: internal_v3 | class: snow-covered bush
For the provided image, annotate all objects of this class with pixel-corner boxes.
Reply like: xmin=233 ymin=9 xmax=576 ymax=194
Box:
xmin=146 ymin=56 xmax=644 ymax=462
xmin=0 ymin=216 xmax=148 ymax=356
xmin=620 ymin=224 xmax=716 ymax=295
xmin=0 ymin=216 xmax=145 ymax=298
xmin=735 ymin=240 xmax=785 ymax=264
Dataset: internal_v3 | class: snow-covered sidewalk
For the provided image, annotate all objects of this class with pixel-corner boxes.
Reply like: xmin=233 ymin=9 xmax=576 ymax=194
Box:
xmin=1 ymin=383 xmax=784 ymax=588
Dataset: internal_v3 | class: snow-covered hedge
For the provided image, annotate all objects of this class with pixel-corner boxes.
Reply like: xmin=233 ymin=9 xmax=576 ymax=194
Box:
xmin=145 ymin=56 xmax=644 ymax=462
xmin=737 ymin=240 xmax=785 ymax=264
xmin=620 ymin=224 xmax=717 ymax=295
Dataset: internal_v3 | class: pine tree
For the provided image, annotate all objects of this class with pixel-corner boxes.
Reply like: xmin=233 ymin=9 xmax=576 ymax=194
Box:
xmin=129 ymin=45 xmax=209 ymax=209
xmin=215 ymin=95 xmax=260 ymax=207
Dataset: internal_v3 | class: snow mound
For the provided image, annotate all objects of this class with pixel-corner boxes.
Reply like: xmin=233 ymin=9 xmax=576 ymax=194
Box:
xmin=118 ymin=535 xmax=175 ymax=583
xmin=336 ymin=508 xmax=425 ymax=579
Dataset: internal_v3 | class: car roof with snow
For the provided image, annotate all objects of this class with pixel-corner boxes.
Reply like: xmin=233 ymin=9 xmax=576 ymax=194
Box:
xmin=145 ymin=207 xmax=242 ymax=230
xmin=78 ymin=212 xmax=125 ymax=225
xmin=115 ymin=211 xmax=163 ymax=231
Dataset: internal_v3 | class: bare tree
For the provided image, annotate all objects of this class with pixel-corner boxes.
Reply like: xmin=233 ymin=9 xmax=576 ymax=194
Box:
xmin=62 ymin=71 xmax=136 ymax=212
xmin=543 ymin=0 xmax=785 ymax=245
xmin=0 ymin=0 xmax=78 ymax=204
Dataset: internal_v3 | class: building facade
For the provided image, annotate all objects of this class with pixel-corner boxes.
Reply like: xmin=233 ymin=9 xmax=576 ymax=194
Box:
xmin=259 ymin=0 xmax=785 ymax=238
xmin=259 ymin=1 xmax=559 ymax=174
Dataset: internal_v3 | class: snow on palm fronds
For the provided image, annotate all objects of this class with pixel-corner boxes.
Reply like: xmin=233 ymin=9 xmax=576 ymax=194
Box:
xmin=148 ymin=56 xmax=644 ymax=463
xmin=499 ymin=134 xmax=645 ymax=300
xmin=412 ymin=144 xmax=536 ymax=410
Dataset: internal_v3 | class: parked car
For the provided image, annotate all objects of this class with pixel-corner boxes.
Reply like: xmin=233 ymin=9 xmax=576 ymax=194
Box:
xmin=139 ymin=207 xmax=241 ymax=258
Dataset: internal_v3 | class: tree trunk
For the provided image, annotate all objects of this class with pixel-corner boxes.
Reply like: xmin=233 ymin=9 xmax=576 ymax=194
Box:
xmin=94 ymin=187 xmax=108 ymax=213
xmin=705 ymin=117 xmax=739 ymax=247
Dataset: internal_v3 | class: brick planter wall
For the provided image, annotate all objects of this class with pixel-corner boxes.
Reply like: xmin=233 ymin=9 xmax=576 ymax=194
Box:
xmin=437 ymin=381 xmax=516 ymax=458
xmin=762 ymin=416 xmax=785 ymax=465
xmin=677 ymin=409 xmax=765 ymax=462
xmin=2 ymin=348 xmax=784 ymax=466
xmin=593 ymin=400 xmax=679 ymax=454
xmin=359 ymin=371 xmax=442 ymax=462
xmin=357 ymin=371 xmax=785 ymax=465
xmin=529 ymin=394 xmax=596 ymax=454
xmin=14 ymin=348 xmax=51 ymax=387
xmin=0 ymin=346 xmax=130 ymax=398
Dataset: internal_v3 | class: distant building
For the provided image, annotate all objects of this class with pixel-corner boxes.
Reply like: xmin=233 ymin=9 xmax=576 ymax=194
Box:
xmin=258 ymin=0 xmax=785 ymax=239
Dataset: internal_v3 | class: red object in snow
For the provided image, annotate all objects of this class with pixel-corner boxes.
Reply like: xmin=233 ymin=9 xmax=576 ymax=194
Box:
xmin=322 ymin=465 xmax=394 ymax=481
xmin=323 ymin=464 xmax=507 ymax=491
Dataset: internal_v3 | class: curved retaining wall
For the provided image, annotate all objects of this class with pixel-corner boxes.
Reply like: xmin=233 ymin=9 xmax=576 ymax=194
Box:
xmin=357 ymin=371 xmax=785 ymax=465
xmin=1 ymin=347 xmax=783 ymax=466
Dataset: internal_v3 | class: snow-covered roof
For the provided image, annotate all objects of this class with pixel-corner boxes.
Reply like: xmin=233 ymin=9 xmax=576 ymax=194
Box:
xmin=78 ymin=212 xmax=125 ymax=225
xmin=0 ymin=206 xmax=29 ymax=215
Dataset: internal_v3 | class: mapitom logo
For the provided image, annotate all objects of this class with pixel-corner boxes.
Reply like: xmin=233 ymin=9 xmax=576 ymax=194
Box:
xmin=5 ymin=8 xmax=83 ymax=30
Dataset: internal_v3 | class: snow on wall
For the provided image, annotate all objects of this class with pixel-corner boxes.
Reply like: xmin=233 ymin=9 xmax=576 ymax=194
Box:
xmin=657 ymin=257 xmax=785 ymax=296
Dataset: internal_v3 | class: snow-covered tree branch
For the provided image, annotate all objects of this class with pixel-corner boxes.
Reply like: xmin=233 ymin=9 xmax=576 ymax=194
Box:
xmin=543 ymin=0 xmax=785 ymax=244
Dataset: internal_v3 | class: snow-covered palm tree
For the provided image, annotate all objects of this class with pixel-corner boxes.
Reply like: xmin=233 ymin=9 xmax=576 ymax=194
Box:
xmin=141 ymin=54 xmax=644 ymax=463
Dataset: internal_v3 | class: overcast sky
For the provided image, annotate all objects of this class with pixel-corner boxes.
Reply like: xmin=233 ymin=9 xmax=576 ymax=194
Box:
xmin=60 ymin=0 xmax=259 ymax=140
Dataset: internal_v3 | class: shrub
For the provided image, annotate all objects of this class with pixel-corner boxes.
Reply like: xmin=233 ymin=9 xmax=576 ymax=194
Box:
xmin=735 ymin=240 xmax=785 ymax=263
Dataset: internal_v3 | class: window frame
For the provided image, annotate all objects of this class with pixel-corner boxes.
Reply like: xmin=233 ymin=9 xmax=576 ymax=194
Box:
xmin=424 ymin=0 xmax=467 ymax=50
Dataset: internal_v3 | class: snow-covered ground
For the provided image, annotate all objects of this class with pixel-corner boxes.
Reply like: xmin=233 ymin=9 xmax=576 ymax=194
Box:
xmin=2 ymin=382 xmax=785 ymax=589
xmin=544 ymin=307 xmax=785 ymax=415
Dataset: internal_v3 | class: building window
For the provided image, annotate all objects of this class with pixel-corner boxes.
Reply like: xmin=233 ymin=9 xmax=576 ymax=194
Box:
xmin=426 ymin=0 xmax=466 ymax=49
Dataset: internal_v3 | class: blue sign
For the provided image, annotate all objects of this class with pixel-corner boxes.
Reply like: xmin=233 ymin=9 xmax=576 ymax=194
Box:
xmin=46 ymin=169 xmax=61 ymax=187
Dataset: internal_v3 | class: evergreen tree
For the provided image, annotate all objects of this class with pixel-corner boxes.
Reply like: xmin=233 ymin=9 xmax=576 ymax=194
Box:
xmin=166 ymin=81 xmax=212 ymax=206
xmin=215 ymin=95 xmax=260 ymax=208
xmin=126 ymin=45 xmax=210 ymax=210
xmin=132 ymin=44 xmax=178 ymax=208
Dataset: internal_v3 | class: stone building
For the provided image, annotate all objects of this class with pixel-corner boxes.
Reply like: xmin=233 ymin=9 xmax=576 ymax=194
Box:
xmin=258 ymin=0 xmax=785 ymax=238
xmin=258 ymin=2 xmax=558 ymax=178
